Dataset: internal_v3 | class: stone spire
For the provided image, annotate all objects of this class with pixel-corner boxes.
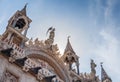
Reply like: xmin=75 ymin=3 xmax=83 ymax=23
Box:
xmin=21 ymin=3 xmax=28 ymax=16
xmin=101 ymin=63 xmax=112 ymax=82
xmin=64 ymin=36 xmax=75 ymax=55
xmin=62 ymin=37 xmax=79 ymax=74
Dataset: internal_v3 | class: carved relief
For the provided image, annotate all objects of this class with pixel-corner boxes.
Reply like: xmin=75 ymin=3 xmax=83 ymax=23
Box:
xmin=28 ymin=38 xmax=33 ymax=46
xmin=26 ymin=37 xmax=60 ymax=56
xmin=1 ymin=70 xmax=18 ymax=82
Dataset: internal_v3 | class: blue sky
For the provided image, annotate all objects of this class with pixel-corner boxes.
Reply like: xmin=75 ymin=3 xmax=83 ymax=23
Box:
xmin=0 ymin=0 xmax=120 ymax=82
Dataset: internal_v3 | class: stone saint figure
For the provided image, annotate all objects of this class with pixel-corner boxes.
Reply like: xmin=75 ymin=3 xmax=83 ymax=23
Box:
xmin=45 ymin=27 xmax=55 ymax=46
xmin=91 ymin=59 xmax=96 ymax=75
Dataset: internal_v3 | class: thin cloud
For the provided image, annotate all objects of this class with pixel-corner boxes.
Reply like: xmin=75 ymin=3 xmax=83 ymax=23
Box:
xmin=93 ymin=29 xmax=120 ymax=82
xmin=0 ymin=15 xmax=6 ymax=34
xmin=89 ymin=0 xmax=120 ymax=81
xmin=0 ymin=15 xmax=5 ymax=25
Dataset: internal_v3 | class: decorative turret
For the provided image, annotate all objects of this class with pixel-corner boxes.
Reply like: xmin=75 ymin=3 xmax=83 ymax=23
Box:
xmin=101 ymin=63 xmax=112 ymax=82
xmin=62 ymin=36 xmax=80 ymax=75
xmin=1 ymin=4 xmax=32 ymax=48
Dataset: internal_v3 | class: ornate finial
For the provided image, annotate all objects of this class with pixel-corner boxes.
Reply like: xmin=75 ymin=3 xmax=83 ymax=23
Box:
xmin=67 ymin=36 xmax=71 ymax=41
xmin=28 ymin=38 xmax=33 ymax=46
xmin=34 ymin=38 xmax=40 ymax=46
xmin=100 ymin=62 xmax=103 ymax=67
xmin=91 ymin=59 xmax=93 ymax=62
xmin=67 ymin=36 xmax=71 ymax=39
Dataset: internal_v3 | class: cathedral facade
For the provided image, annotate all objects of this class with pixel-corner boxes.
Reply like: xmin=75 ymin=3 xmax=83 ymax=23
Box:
xmin=0 ymin=5 xmax=112 ymax=82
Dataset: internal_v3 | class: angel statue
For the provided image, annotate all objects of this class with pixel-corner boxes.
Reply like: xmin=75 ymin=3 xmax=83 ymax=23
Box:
xmin=45 ymin=27 xmax=55 ymax=46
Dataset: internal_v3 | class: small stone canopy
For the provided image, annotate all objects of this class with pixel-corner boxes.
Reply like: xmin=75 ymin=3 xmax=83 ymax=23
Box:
xmin=61 ymin=37 xmax=80 ymax=75
xmin=62 ymin=37 xmax=79 ymax=63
